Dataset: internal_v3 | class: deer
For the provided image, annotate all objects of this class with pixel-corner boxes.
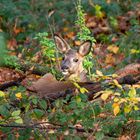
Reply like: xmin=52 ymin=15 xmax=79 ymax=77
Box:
xmin=54 ymin=34 xmax=92 ymax=82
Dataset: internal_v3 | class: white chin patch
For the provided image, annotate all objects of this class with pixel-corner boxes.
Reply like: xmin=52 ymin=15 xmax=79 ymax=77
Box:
xmin=62 ymin=71 xmax=69 ymax=75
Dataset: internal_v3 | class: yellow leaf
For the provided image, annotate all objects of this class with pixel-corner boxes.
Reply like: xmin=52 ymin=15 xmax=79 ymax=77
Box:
xmin=112 ymin=74 xmax=118 ymax=78
xmin=113 ymin=80 xmax=122 ymax=89
xmin=130 ymin=49 xmax=140 ymax=54
xmin=118 ymin=98 xmax=127 ymax=104
xmin=114 ymin=97 xmax=119 ymax=102
xmin=76 ymin=96 xmax=81 ymax=103
xmin=0 ymin=91 xmax=5 ymax=97
xmin=73 ymin=82 xmax=80 ymax=89
xmin=129 ymin=97 xmax=138 ymax=103
xmin=48 ymin=130 xmax=55 ymax=134
xmin=128 ymin=87 xmax=136 ymax=97
xmin=124 ymin=105 xmax=131 ymax=113
xmin=15 ymin=92 xmax=22 ymax=99
xmin=51 ymin=58 xmax=56 ymax=61
xmin=114 ymin=92 xmax=121 ymax=96
xmin=96 ymin=70 xmax=103 ymax=76
xmin=107 ymin=45 xmax=119 ymax=54
xmin=112 ymin=103 xmax=120 ymax=116
xmin=101 ymin=91 xmax=112 ymax=101
xmin=80 ymin=87 xmax=88 ymax=94
xmin=134 ymin=105 xmax=139 ymax=111
xmin=52 ymin=108 xmax=55 ymax=113
xmin=112 ymin=103 xmax=119 ymax=108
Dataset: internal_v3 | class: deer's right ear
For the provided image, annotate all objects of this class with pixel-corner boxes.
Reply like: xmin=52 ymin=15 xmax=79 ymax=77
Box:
xmin=54 ymin=34 xmax=70 ymax=53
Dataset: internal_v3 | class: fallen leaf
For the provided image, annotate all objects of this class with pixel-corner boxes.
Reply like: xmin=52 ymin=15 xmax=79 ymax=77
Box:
xmin=112 ymin=103 xmax=120 ymax=116
xmin=101 ymin=90 xmax=112 ymax=101
xmin=75 ymin=40 xmax=81 ymax=46
xmin=105 ymin=53 xmax=115 ymax=65
xmin=15 ymin=92 xmax=22 ymax=99
xmin=96 ymin=70 xmax=103 ymax=76
xmin=124 ymin=105 xmax=131 ymax=113
xmin=107 ymin=45 xmax=119 ymax=54
xmin=66 ymin=32 xmax=75 ymax=38
xmin=113 ymin=79 xmax=122 ymax=89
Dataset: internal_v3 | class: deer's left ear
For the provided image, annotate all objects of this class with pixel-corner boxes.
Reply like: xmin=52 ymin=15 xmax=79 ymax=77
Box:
xmin=78 ymin=41 xmax=92 ymax=56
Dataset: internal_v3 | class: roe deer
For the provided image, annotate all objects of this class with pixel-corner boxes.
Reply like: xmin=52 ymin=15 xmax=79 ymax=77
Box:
xmin=54 ymin=34 xmax=92 ymax=82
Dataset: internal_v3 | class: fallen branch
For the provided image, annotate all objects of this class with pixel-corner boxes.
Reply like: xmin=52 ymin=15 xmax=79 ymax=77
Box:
xmin=0 ymin=122 xmax=92 ymax=133
xmin=27 ymin=63 xmax=140 ymax=100
xmin=0 ymin=76 xmax=26 ymax=90
xmin=4 ymin=60 xmax=50 ymax=76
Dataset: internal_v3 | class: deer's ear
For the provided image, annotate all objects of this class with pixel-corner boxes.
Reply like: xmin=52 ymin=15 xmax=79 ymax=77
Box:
xmin=54 ymin=34 xmax=70 ymax=53
xmin=78 ymin=41 xmax=92 ymax=56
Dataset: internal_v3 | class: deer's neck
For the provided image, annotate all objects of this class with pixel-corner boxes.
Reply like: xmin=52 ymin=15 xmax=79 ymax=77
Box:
xmin=67 ymin=67 xmax=89 ymax=82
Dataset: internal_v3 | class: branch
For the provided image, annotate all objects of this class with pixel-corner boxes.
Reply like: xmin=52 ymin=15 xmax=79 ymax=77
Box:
xmin=0 ymin=76 xmax=26 ymax=90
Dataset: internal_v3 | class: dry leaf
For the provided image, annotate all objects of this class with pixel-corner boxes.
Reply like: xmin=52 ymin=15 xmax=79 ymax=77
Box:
xmin=112 ymin=103 xmax=120 ymax=115
xmin=75 ymin=40 xmax=81 ymax=46
xmin=66 ymin=32 xmax=75 ymax=38
xmin=96 ymin=70 xmax=103 ymax=76
xmin=101 ymin=90 xmax=112 ymax=101
xmin=105 ymin=54 xmax=115 ymax=65
xmin=107 ymin=45 xmax=119 ymax=54
xmin=113 ymin=79 xmax=122 ymax=89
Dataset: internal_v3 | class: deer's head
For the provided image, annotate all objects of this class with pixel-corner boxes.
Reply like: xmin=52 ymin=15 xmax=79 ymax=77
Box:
xmin=54 ymin=34 xmax=92 ymax=80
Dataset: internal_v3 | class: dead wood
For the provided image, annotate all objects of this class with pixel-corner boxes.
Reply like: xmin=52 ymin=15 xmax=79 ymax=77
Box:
xmin=4 ymin=60 xmax=50 ymax=75
xmin=115 ymin=63 xmax=140 ymax=84
xmin=27 ymin=63 xmax=140 ymax=100
xmin=0 ymin=76 xmax=26 ymax=90
xmin=1 ymin=63 xmax=139 ymax=100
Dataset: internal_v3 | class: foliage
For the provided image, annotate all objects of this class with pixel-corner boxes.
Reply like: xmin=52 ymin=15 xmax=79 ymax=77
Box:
xmin=0 ymin=32 xmax=20 ymax=68
xmin=34 ymin=32 xmax=62 ymax=78
xmin=75 ymin=0 xmax=97 ymax=77
xmin=117 ymin=25 xmax=140 ymax=62
xmin=0 ymin=83 xmax=139 ymax=139
xmin=0 ymin=0 xmax=77 ymax=40
xmin=0 ymin=0 xmax=140 ymax=139
xmin=76 ymin=1 xmax=96 ymax=43
xmin=0 ymin=32 xmax=7 ymax=66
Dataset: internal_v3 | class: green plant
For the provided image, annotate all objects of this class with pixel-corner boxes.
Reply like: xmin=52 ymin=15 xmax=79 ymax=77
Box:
xmin=75 ymin=0 xmax=96 ymax=78
xmin=75 ymin=0 xmax=96 ymax=43
xmin=35 ymin=32 xmax=62 ymax=78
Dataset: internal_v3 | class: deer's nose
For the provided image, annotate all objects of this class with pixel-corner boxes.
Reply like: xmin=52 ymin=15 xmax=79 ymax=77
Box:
xmin=61 ymin=65 xmax=69 ymax=70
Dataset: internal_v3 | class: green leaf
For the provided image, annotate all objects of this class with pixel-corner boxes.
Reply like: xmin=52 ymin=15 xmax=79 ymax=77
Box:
xmin=12 ymin=110 xmax=21 ymax=117
xmin=95 ymin=131 xmax=104 ymax=140
xmin=0 ymin=91 xmax=5 ymax=97
xmin=33 ymin=109 xmax=45 ymax=118
xmin=76 ymin=96 xmax=81 ymax=103
xmin=128 ymin=87 xmax=136 ymax=97
xmin=0 ymin=105 xmax=10 ymax=118
xmin=0 ymin=32 xmax=8 ymax=66
xmin=32 ymin=98 xmax=38 ymax=105
xmin=14 ymin=116 xmax=23 ymax=124
xmin=39 ymin=99 xmax=47 ymax=110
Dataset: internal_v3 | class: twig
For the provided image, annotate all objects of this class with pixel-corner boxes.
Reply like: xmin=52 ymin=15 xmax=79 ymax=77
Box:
xmin=0 ymin=122 xmax=93 ymax=133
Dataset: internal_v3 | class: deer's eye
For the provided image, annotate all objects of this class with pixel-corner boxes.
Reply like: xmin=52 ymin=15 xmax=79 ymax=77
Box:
xmin=62 ymin=56 xmax=65 ymax=60
xmin=73 ymin=58 xmax=78 ymax=62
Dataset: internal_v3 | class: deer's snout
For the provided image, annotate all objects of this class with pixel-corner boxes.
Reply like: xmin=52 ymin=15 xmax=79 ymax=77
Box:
xmin=61 ymin=65 xmax=69 ymax=71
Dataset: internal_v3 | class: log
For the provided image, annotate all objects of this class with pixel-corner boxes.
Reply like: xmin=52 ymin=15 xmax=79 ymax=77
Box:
xmin=27 ymin=63 xmax=140 ymax=100
xmin=1 ymin=63 xmax=139 ymax=100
